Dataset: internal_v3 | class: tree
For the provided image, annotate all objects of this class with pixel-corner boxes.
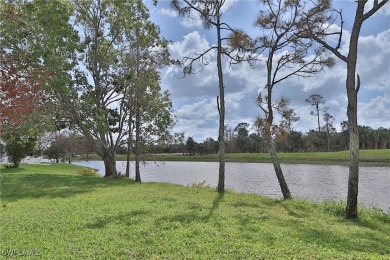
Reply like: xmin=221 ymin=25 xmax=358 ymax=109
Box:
xmin=59 ymin=0 xmax=134 ymax=177
xmin=1 ymin=124 xmax=36 ymax=168
xmin=305 ymin=94 xmax=327 ymax=132
xmin=58 ymin=0 xmax=173 ymax=178
xmin=234 ymin=122 xmax=250 ymax=153
xmin=0 ymin=55 xmax=46 ymax=169
xmin=286 ymin=130 xmax=304 ymax=153
xmin=375 ymin=127 xmax=390 ymax=149
xmin=186 ymin=137 xmax=196 ymax=155
xmin=322 ymin=111 xmax=335 ymax=151
xmin=304 ymin=129 xmax=327 ymax=152
xmin=45 ymin=138 xmax=66 ymax=163
xmin=359 ymin=125 xmax=375 ymax=149
xmin=283 ymin=109 xmax=300 ymax=131
xmin=118 ymin=9 xmax=173 ymax=181
xmin=306 ymin=0 xmax=388 ymax=219
xmin=174 ymin=132 xmax=186 ymax=155
xmin=250 ymin=0 xmax=333 ymax=199
xmin=203 ymin=137 xmax=218 ymax=154
xmin=133 ymin=82 xmax=174 ymax=182
xmin=0 ymin=142 xmax=5 ymax=163
xmin=171 ymin=0 xmax=252 ymax=192
xmin=36 ymin=132 xmax=55 ymax=157
xmin=1 ymin=0 xmax=79 ymax=165
xmin=0 ymin=65 xmax=44 ymax=130
xmin=1 ymin=0 xmax=79 ymax=95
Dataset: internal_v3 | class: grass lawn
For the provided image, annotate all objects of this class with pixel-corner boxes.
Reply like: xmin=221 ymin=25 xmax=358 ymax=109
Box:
xmin=76 ymin=149 xmax=390 ymax=165
xmin=1 ymin=164 xmax=389 ymax=259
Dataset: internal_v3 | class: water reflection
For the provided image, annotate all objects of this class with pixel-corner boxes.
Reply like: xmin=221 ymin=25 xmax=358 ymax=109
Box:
xmin=73 ymin=161 xmax=390 ymax=212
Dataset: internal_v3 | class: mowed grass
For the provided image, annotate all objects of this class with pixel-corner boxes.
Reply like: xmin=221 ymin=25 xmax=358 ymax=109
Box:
xmin=76 ymin=149 xmax=390 ymax=165
xmin=143 ymin=149 xmax=390 ymax=165
xmin=1 ymin=164 xmax=389 ymax=259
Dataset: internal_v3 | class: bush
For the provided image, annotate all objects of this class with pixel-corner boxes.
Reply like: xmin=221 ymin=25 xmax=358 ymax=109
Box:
xmin=190 ymin=180 xmax=207 ymax=188
xmin=79 ymin=167 xmax=100 ymax=177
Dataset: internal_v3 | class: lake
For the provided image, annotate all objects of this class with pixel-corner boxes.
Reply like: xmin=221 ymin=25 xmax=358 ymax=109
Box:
xmin=73 ymin=161 xmax=390 ymax=212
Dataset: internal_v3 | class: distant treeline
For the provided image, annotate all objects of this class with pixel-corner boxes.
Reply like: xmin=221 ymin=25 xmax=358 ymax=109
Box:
xmin=36 ymin=124 xmax=389 ymax=162
xmin=147 ymin=125 xmax=390 ymax=155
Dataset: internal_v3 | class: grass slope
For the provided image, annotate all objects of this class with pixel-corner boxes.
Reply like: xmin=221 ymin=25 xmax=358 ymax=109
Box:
xmin=77 ymin=149 xmax=390 ymax=165
xmin=1 ymin=164 xmax=389 ymax=259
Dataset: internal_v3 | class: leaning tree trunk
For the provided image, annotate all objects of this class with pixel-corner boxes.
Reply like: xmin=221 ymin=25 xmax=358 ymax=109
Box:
xmin=216 ymin=18 xmax=225 ymax=193
xmin=345 ymin=2 xmax=364 ymax=219
xmin=266 ymin=129 xmax=292 ymax=199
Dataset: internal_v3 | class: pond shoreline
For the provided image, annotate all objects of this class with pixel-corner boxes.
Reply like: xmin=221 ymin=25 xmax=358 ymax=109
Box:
xmin=73 ymin=156 xmax=390 ymax=167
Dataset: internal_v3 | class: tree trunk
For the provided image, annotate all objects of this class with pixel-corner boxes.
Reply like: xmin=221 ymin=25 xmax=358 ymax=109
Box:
xmin=125 ymin=112 xmax=132 ymax=178
xmin=13 ymin=158 xmax=20 ymax=168
xmin=266 ymin=131 xmax=292 ymax=199
xmin=134 ymin=28 xmax=141 ymax=183
xmin=68 ymin=148 xmax=72 ymax=164
xmin=345 ymin=2 xmax=364 ymax=219
xmin=317 ymin=105 xmax=321 ymax=132
xmin=135 ymin=107 xmax=141 ymax=182
xmin=216 ymin=17 xmax=225 ymax=193
xmin=102 ymin=150 xmax=117 ymax=177
xmin=125 ymin=135 xmax=131 ymax=178
xmin=327 ymin=125 xmax=330 ymax=152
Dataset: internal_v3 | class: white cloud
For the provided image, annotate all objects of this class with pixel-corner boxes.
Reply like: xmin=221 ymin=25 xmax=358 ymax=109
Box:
xmin=357 ymin=29 xmax=390 ymax=91
xmin=168 ymin=31 xmax=211 ymax=60
xmin=158 ymin=8 xmax=178 ymax=18
xmin=358 ymin=90 xmax=390 ymax=128
xmin=173 ymin=98 xmax=219 ymax=140
xmin=221 ymin=0 xmax=239 ymax=13
xmin=181 ymin=14 xmax=204 ymax=28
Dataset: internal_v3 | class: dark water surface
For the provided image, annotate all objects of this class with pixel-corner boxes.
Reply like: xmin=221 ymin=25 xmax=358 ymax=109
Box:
xmin=74 ymin=161 xmax=390 ymax=212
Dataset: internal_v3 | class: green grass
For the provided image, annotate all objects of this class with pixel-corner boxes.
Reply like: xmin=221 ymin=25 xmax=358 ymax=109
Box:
xmin=1 ymin=164 xmax=389 ymax=259
xmin=75 ymin=149 xmax=390 ymax=165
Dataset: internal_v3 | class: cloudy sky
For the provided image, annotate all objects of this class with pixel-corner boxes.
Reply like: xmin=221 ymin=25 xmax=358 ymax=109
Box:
xmin=146 ymin=0 xmax=390 ymax=142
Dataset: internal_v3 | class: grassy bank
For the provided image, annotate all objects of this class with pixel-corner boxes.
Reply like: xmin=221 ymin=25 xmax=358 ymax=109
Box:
xmin=76 ymin=149 xmax=390 ymax=165
xmin=1 ymin=164 xmax=389 ymax=259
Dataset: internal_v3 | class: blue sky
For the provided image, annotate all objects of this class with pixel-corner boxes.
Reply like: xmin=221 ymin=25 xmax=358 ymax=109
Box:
xmin=146 ymin=0 xmax=390 ymax=142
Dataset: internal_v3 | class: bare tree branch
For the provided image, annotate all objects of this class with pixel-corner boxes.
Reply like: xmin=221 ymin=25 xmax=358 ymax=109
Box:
xmin=363 ymin=0 xmax=389 ymax=20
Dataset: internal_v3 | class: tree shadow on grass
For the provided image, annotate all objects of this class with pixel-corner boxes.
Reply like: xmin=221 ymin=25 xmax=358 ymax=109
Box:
xmin=0 ymin=170 xmax=132 ymax=203
xmin=287 ymin=220 xmax=389 ymax=255
xmin=271 ymin=202 xmax=390 ymax=255
xmin=206 ymin=192 xmax=224 ymax=219
xmin=82 ymin=193 xmax=225 ymax=232
xmin=85 ymin=210 xmax=151 ymax=229
xmin=230 ymin=199 xmax=390 ymax=256
xmin=154 ymin=192 xmax=225 ymax=226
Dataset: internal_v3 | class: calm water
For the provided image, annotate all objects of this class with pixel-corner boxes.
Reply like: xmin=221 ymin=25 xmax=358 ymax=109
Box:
xmin=74 ymin=161 xmax=390 ymax=212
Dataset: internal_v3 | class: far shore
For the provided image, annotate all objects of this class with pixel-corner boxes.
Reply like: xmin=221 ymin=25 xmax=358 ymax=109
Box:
xmin=73 ymin=149 xmax=390 ymax=167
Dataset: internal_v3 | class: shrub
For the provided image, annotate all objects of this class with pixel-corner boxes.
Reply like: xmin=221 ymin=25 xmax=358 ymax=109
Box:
xmin=190 ymin=180 xmax=207 ymax=188
xmin=79 ymin=167 xmax=100 ymax=177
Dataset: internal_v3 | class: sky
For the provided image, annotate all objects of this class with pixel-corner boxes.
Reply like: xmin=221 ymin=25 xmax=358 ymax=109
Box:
xmin=145 ymin=0 xmax=390 ymax=142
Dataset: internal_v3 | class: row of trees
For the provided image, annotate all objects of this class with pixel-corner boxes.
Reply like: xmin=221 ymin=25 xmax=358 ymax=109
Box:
xmin=0 ymin=0 xmax=175 ymax=181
